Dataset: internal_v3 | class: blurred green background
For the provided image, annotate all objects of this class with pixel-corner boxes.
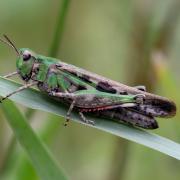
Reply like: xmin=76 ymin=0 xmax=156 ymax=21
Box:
xmin=0 ymin=0 xmax=180 ymax=179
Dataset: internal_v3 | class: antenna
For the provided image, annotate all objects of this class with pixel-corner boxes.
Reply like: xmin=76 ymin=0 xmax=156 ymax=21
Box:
xmin=0 ymin=35 xmax=20 ymax=56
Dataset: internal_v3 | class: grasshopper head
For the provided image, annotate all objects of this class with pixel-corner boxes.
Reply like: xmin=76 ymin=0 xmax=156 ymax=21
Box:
xmin=16 ymin=48 xmax=36 ymax=82
xmin=0 ymin=35 xmax=37 ymax=82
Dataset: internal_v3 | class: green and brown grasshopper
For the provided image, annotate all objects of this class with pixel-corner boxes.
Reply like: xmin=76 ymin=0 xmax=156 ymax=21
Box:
xmin=0 ymin=35 xmax=176 ymax=129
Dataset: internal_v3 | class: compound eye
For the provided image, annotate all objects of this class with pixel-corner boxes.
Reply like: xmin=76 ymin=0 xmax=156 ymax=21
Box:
xmin=23 ymin=50 xmax=31 ymax=61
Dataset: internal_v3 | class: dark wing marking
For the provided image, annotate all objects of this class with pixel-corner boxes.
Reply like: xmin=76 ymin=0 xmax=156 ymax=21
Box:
xmin=96 ymin=81 xmax=117 ymax=94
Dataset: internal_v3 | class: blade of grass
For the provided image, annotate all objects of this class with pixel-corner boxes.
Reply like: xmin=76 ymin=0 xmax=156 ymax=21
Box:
xmin=0 ymin=77 xmax=180 ymax=160
xmin=1 ymin=116 xmax=63 ymax=180
xmin=1 ymin=99 xmax=67 ymax=180
xmin=49 ymin=0 xmax=71 ymax=57
xmin=2 ymin=150 xmax=39 ymax=180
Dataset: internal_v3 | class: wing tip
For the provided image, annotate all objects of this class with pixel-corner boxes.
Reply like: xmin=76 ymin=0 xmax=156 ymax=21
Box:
xmin=161 ymin=100 xmax=177 ymax=118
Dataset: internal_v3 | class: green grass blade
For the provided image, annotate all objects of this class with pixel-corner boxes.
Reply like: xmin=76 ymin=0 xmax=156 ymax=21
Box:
xmin=0 ymin=91 xmax=67 ymax=180
xmin=0 ymin=77 xmax=180 ymax=160
xmin=49 ymin=0 xmax=71 ymax=57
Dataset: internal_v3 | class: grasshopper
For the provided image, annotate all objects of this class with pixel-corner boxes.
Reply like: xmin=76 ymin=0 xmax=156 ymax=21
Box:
xmin=0 ymin=35 xmax=176 ymax=129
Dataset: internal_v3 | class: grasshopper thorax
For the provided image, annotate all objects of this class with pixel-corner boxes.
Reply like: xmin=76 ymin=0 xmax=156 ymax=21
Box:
xmin=16 ymin=48 xmax=36 ymax=81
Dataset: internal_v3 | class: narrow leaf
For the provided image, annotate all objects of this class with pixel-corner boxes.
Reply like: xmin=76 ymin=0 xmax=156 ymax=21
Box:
xmin=0 ymin=77 xmax=180 ymax=160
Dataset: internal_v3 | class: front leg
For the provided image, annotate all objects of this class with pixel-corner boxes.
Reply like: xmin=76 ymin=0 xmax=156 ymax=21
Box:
xmin=3 ymin=71 xmax=18 ymax=78
xmin=0 ymin=81 xmax=38 ymax=102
